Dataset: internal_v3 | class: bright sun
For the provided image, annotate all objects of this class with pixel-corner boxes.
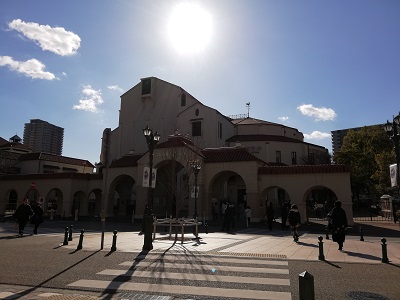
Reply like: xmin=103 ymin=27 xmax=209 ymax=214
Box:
xmin=168 ymin=3 xmax=213 ymax=54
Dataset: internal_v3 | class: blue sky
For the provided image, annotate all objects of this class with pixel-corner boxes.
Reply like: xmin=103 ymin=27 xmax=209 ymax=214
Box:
xmin=1 ymin=0 xmax=399 ymax=165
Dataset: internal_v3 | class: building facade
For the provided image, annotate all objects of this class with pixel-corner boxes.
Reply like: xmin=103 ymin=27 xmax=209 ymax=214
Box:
xmin=23 ymin=119 xmax=64 ymax=155
xmin=1 ymin=77 xmax=353 ymax=225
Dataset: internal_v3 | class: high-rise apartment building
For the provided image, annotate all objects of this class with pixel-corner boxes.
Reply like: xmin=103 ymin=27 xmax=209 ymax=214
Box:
xmin=23 ymin=119 xmax=64 ymax=155
xmin=331 ymin=124 xmax=383 ymax=156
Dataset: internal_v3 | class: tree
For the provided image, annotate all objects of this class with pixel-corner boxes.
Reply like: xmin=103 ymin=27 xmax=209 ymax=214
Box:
xmin=154 ymin=135 xmax=202 ymax=219
xmin=334 ymin=126 xmax=394 ymax=202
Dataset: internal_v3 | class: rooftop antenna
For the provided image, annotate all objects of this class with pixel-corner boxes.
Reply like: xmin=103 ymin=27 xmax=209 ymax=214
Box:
xmin=246 ymin=102 xmax=250 ymax=118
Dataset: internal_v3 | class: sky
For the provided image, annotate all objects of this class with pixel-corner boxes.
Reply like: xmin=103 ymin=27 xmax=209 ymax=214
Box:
xmin=1 ymin=0 xmax=399 ymax=165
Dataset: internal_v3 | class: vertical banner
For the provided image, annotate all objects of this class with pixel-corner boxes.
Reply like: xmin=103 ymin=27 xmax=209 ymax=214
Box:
xmin=390 ymin=164 xmax=397 ymax=187
xmin=142 ymin=167 xmax=157 ymax=188
xmin=191 ymin=186 xmax=199 ymax=198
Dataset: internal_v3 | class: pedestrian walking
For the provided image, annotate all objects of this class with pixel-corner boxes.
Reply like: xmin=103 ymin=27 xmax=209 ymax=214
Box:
xmin=31 ymin=202 xmax=44 ymax=234
xmin=329 ymin=200 xmax=348 ymax=250
xmin=266 ymin=202 xmax=274 ymax=230
xmin=13 ymin=198 xmax=33 ymax=236
xmin=288 ymin=204 xmax=301 ymax=242
xmin=244 ymin=206 xmax=251 ymax=228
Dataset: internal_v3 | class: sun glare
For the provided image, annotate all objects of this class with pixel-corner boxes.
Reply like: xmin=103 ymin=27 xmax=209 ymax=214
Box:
xmin=168 ymin=3 xmax=212 ymax=54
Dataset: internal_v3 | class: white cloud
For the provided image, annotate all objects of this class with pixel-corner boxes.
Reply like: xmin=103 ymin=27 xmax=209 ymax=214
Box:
xmin=107 ymin=85 xmax=124 ymax=92
xmin=278 ymin=116 xmax=289 ymax=122
xmin=0 ymin=56 xmax=57 ymax=80
xmin=297 ymin=104 xmax=336 ymax=121
xmin=8 ymin=19 xmax=81 ymax=56
xmin=304 ymin=131 xmax=331 ymax=140
xmin=73 ymin=85 xmax=103 ymax=112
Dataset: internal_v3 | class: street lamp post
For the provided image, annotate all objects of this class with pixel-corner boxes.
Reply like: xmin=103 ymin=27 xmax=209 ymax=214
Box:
xmin=142 ymin=126 xmax=160 ymax=251
xmin=191 ymin=161 xmax=201 ymax=220
xmin=383 ymin=112 xmax=400 ymax=223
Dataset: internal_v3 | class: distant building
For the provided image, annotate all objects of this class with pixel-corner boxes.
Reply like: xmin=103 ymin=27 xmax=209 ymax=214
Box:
xmin=331 ymin=124 xmax=383 ymax=156
xmin=23 ymin=119 xmax=64 ymax=155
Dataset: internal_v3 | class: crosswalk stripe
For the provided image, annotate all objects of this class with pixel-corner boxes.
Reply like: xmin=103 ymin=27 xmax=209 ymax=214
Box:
xmin=119 ymin=260 xmax=289 ymax=274
xmin=68 ymin=279 xmax=292 ymax=300
xmin=134 ymin=253 xmax=289 ymax=266
xmin=97 ymin=269 xmax=290 ymax=285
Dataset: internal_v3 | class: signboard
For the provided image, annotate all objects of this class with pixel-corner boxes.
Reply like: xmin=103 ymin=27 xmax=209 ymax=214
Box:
xmin=142 ymin=167 xmax=157 ymax=188
xmin=390 ymin=164 xmax=397 ymax=187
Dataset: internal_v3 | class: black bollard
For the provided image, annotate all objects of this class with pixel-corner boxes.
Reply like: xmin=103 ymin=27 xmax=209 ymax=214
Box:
xmin=299 ymin=271 xmax=315 ymax=300
xmin=359 ymin=227 xmax=364 ymax=241
xmin=381 ymin=238 xmax=389 ymax=263
xmin=205 ymin=222 xmax=208 ymax=234
xmin=63 ymin=227 xmax=69 ymax=245
xmin=318 ymin=236 xmax=325 ymax=261
xmin=76 ymin=229 xmax=84 ymax=250
xmin=68 ymin=225 xmax=73 ymax=241
xmin=111 ymin=230 xmax=117 ymax=251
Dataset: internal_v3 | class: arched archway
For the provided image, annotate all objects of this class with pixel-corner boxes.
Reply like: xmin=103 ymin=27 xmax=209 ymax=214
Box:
xmin=109 ymin=175 xmax=135 ymax=217
xmin=46 ymin=188 xmax=63 ymax=217
xmin=208 ymin=170 xmax=247 ymax=224
xmin=72 ymin=191 xmax=85 ymax=218
xmin=88 ymin=189 xmax=101 ymax=217
xmin=303 ymin=186 xmax=338 ymax=220
xmin=259 ymin=186 xmax=291 ymax=222
xmin=4 ymin=189 xmax=18 ymax=214
xmin=154 ymin=160 xmax=187 ymax=218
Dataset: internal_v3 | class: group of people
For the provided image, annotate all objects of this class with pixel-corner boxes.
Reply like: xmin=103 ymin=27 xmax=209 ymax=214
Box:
xmin=13 ymin=198 xmax=44 ymax=236
xmin=219 ymin=198 xmax=348 ymax=250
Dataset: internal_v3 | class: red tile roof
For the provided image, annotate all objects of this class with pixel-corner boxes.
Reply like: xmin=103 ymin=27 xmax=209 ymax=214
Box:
xmin=19 ymin=152 xmax=94 ymax=167
xmin=109 ymin=154 xmax=143 ymax=168
xmin=202 ymin=147 xmax=266 ymax=164
xmin=226 ymin=134 xmax=302 ymax=143
xmin=258 ymin=164 xmax=350 ymax=175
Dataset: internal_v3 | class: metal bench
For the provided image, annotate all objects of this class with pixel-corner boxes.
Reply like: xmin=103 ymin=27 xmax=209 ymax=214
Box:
xmin=153 ymin=218 xmax=202 ymax=244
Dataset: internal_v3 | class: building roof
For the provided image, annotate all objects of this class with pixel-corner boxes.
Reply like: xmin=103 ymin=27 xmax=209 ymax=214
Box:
xmin=18 ymin=152 xmax=94 ymax=167
xmin=0 ymin=142 xmax=32 ymax=152
xmin=109 ymin=154 xmax=143 ymax=168
xmin=258 ymin=164 xmax=350 ymax=175
xmin=226 ymin=134 xmax=303 ymax=143
xmin=0 ymin=137 xmax=7 ymax=146
xmin=202 ymin=147 xmax=266 ymax=164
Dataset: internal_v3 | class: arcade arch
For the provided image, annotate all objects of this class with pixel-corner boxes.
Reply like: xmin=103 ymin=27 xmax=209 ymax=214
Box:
xmin=154 ymin=160 xmax=187 ymax=218
xmin=88 ymin=189 xmax=101 ymax=217
xmin=304 ymin=186 xmax=338 ymax=220
xmin=45 ymin=188 xmax=63 ymax=217
xmin=4 ymin=189 xmax=18 ymax=214
xmin=109 ymin=175 xmax=135 ymax=217
xmin=208 ymin=171 xmax=247 ymax=217
xmin=259 ymin=186 xmax=291 ymax=216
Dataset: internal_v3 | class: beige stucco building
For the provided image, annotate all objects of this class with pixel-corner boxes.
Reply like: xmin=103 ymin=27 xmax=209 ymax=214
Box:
xmin=0 ymin=77 xmax=353 ymax=225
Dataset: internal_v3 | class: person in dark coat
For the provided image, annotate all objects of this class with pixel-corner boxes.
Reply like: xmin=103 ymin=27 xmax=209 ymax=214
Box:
xmin=13 ymin=198 xmax=33 ymax=236
xmin=222 ymin=202 xmax=235 ymax=232
xmin=266 ymin=202 xmax=275 ymax=231
xmin=329 ymin=200 xmax=348 ymax=250
xmin=31 ymin=202 xmax=44 ymax=234
xmin=288 ymin=204 xmax=301 ymax=242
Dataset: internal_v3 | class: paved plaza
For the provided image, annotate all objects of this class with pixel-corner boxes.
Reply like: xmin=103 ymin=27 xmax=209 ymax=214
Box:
xmin=0 ymin=220 xmax=399 ymax=299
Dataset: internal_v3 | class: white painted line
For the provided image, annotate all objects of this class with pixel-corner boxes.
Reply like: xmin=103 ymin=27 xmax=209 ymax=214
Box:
xmin=119 ymin=261 xmax=289 ymax=274
xmin=68 ymin=279 xmax=292 ymax=300
xmin=97 ymin=269 xmax=290 ymax=286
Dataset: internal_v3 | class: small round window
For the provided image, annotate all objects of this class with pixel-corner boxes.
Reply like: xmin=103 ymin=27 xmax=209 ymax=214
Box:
xmin=195 ymin=109 xmax=199 ymax=116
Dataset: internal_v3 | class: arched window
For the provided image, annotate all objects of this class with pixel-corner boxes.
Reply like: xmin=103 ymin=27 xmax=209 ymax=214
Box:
xmin=181 ymin=94 xmax=186 ymax=106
